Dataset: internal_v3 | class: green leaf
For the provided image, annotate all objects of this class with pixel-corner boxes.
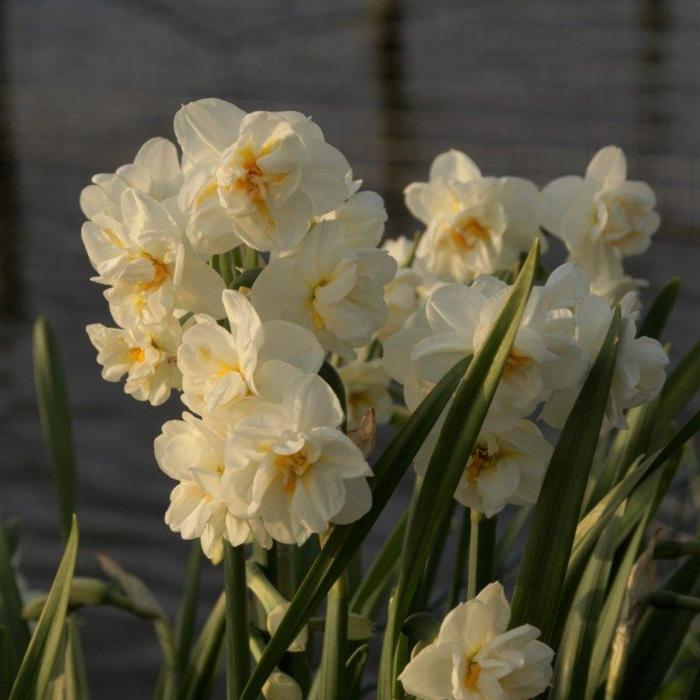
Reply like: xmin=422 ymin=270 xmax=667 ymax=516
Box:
xmin=316 ymin=570 xmax=348 ymax=700
xmin=350 ymin=511 xmax=407 ymax=618
xmin=657 ymin=339 xmax=700 ymax=428
xmin=495 ymin=506 xmax=531 ymax=574
xmin=402 ymin=613 xmax=440 ymax=645
xmin=345 ymin=643 xmax=369 ymax=700
xmin=174 ymin=543 xmax=203 ymax=682
xmin=0 ymin=527 xmax=30 ymax=676
xmin=223 ymin=544 xmax=249 ymax=700
xmin=646 ymin=590 xmax=700 ymax=612
xmin=319 ymin=361 xmax=348 ymax=433
xmin=510 ymin=307 xmax=621 ymax=642
xmin=178 ymin=593 xmax=226 ymax=700
xmin=467 ymin=511 xmax=496 ymax=600
xmin=638 ymin=277 xmax=681 ymax=339
xmin=0 ymin=627 xmax=11 ymax=700
xmin=447 ymin=507 xmax=471 ymax=610
xmin=239 ymin=353 xmax=471 ymax=700
xmin=619 ymin=553 xmax=700 ymax=700
xmin=655 ymin=539 xmax=700 ymax=559
xmin=10 ymin=516 xmax=78 ymax=700
xmin=33 ymin=316 xmax=76 ymax=542
xmin=380 ymin=240 xmax=539 ymax=697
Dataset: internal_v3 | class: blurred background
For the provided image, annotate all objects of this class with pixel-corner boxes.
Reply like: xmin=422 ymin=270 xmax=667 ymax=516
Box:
xmin=1 ymin=0 xmax=699 ymax=695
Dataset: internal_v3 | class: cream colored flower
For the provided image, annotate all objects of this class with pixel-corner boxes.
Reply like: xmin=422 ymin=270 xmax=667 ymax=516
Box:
xmin=155 ymin=413 xmax=270 ymax=563
xmin=86 ymin=318 xmax=182 ymax=406
xmin=542 ymin=290 xmax=668 ymax=432
xmin=177 ymin=289 xmax=324 ymax=418
xmin=399 ymin=582 xmax=554 ymax=700
xmin=321 ymin=186 xmax=387 ymax=248
xmin=175 ymin=98 xmax=352 ymax=254
xmin=85 ymin=189 xmax=225 ymax=328
xmin=539 ymin=146 xmax=660 ymax=289
xmin=262 ymin=672 xmax=303 ymax=700
xmin=250 ymin=220 xmax=397 ymax=358
xmin=405 ymin=150 xmax=544 ymax=283
xmin=377 ymin=236 xmax=423 ymax=342
xmin=414 ymin=416 xmax=552 ymax=518
xmin=223 ymin=374 xmax=373 ymax=545
xmin=338 ymin=359 xmax=394 ymax=430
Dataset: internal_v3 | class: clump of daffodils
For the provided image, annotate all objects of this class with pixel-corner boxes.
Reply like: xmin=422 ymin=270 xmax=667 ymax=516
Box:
xmin=78 ymin=102 xmax=682 ymax=700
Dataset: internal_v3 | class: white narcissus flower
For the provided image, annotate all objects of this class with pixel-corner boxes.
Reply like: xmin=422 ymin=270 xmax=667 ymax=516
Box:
xmin=85 ymin=189 xmax=225 ymax=328
xmin=155 ymin=413 xmax=271 ymax=563
xmin=399 ymin=582 xmax=554 ymax=700
xmin=224 ymin=374 xmax=373 ymax=546
xmin=414 ymin=416 xmax=552 ymax=518
xmin=539 ymin=145 xmax=660 ymax=289
xmin=338 ymin=359 xmax=394 ymax=430
xmin=383 ymin=268 xmax=587 ymax=423
xmin=86 ymin=319 xmax=182 ymax=406
xmin=80 ymin=137 xmax=184 ymax=224
xmin=262 ymin=671 xmax=303 ymax=700
xmin=321 ymin=186 xmax=387 ymax=248
xmin=177 ymin=289 xmax=324 ymax=418
xmin=405 ymin=149 xmax=544 ymax=283
xmin=175 ymin=98 xmax=352 ymax=254
xmin=378 ymin=236 xmax=423 ymax=342
xmin=250 ymin=220 xmax=397 ymax=359
xmin=542 ymin=290 xmax=668 ymax=432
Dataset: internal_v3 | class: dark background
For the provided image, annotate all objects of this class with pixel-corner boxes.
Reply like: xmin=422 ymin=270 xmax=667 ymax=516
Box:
xmin=1 ymin=0 xmax=699 ymax=696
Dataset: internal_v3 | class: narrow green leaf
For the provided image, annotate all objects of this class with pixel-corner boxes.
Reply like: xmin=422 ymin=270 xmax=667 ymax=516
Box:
xmin=10 ymin=516 xmax=78 ymax=700
xmin=380 ymin=240 xmax=539 ymax=697
xmin=655 ymin=539 xmax=700 ymax=559
xmin=646 ymin=590 xmax=700 ymax=612
xmin=345 ymin=643 xmax=369 ymax=700
xmin=64 ymin=617 xmax=90 ymax=700
xmin=510 ymin=307 xmax=621 ymax=641
xmin=174 ymin=542 xmax=203 ymax=681
xmin=0 ymin=627 xmax=11 ymax=700
xmin=495 ymin=506 xmax=531 ymax=574
xmin=447 ymin=507 xmax=471 ymax=610
xmin=224 ymin=544 xmax=249 ymax=700
xmin=657 ymin=339 xmax=700 ymax=427
xmin=319 ymin=361 xmax=348 ymax=432
xmin=638 ymin=277 xmax=681 ymax=339
xmin=350 ymin=512 xmax=407 ymax=618
xmin=317 ymin=570 xmax=348 ymax=700
xmin=33 ymin=317 xmax=76 ymax=542
xmin=467 ymin=511 xmax=496 ymax=600
xmin=239 ymin=354 xmax=471 ymax=700
xmin=619 ymin=553 xmax=700 ymax=700
xmin=0 ymin=527 xmax=30 ymax=676
xmin=402 ymin=613 xmax=440 ymax=645
xmin=178 ymin=593 xmax=225 ymax=700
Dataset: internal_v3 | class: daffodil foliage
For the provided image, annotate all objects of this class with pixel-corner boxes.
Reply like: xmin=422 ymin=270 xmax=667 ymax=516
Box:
xmin=4 ymin=100 xmax=699 ymax=700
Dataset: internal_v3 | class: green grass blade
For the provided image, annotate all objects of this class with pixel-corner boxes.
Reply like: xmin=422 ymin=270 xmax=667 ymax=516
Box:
xmin=657 ymin=339 xmax=700 ymax=427
xmin=345 ymin=643 xmax=369 ymax=700
xmin=223 ymin=544 xmax=249 ymax=700
xmin=178 ymin=593 xmax=226 ymax=700
xmin=239 ymin=353 xmax=471 ymax=700
xmin=638 ymin=277 xmax=681 ymax=339
xmin=510 ymin=307 xmax=621 ymax=642
xmin=467 ymin=511 xmax=496 ymax=600
xmin=33 ymin=317 xmax=76 ymax=542
xmin=0 ymin=527 xmax=30 ymax=676
xmin=655 ymin=539 xmax=700 ymax=559
xmin=380 ymin=240 xmax=539 ymax=697
xmin=10 ymin=516 xmax=78 ymax=700
xmin=618 ymin=553 xmax=700 ymax=700
xmin=495 ymin=506 xmax=531 ymax=574
xmin=350 ymin=511 xmax=407 ymax=618
xmin=174 ymin=542 xmax=203 ymax=681
xmin=447 ymin=507 xmax=471 ymax=610
xmin=316 ymin=570 xmax=348 ymax=699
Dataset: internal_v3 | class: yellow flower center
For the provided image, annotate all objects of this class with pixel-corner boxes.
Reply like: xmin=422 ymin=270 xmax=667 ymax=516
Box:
xmin=137 ymin=256 xmax=171 ymax=292
xmin=466 ymin=445 xmax=496 ymax=483
xmin=464 ymin=661 xmax=481 ymax=690
xmin=127 ymin=347 xmax=145 ymax=363
xmin=502 ymin=349 xmax=531 ymax=378
xmin=275 ymin=450 xmax=312 ymax=494
xmin=449 ymin=217 xmax=490 ymax=251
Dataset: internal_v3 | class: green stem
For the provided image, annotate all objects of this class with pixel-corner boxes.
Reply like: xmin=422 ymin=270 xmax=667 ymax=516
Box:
xmin=447 ymin=507 xmax=471 ymax=609
xmin=318 ymin=567 xmax=348 ymax=699
xmin=224 ymin=544 xmax=250 ymax=700
xmin=467 ymin=511 xmax=496 ymax=599
xmin=174 ymin=542 xmax=202 ymax=683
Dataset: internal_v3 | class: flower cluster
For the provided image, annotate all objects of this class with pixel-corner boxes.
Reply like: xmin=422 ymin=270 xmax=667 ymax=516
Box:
xmin=81 ymin=106 xmax=674 ymax=699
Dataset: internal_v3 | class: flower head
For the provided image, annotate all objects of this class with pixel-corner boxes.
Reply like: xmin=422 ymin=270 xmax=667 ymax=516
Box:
xmin=224 ymin=374 xmax=373 ymax=545
xmin=87 ymin=318 xmax=182 ymax=406
xmin=339 ymin=359 xmax=394 ymax=431
xmin=399 ymin=582 xmax=554 ymax=700
xmin=155 ymin=413 xmax=270 ymax=563
xmin=175 ymin=99 xmax=352 ymax=254
xmin=539 ymin=146 xmax=660 ymax=290
xmin=250 ymin=220 xmax=397 ymax=358
xmin=405 ymin=150 xmax=544 ymax=283
xmin=177 ymin=289 xmax=324 ymax=418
